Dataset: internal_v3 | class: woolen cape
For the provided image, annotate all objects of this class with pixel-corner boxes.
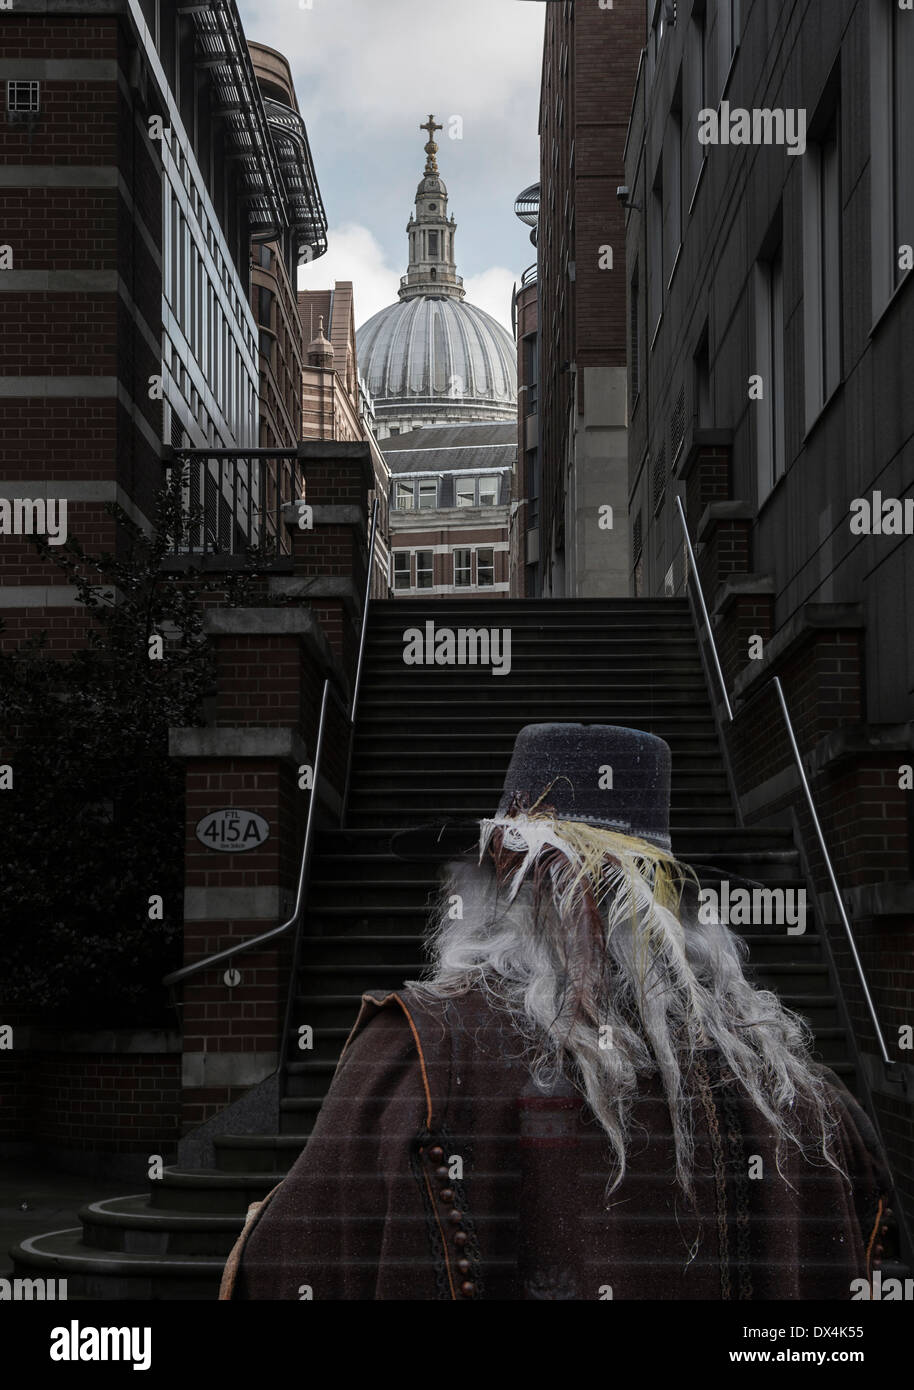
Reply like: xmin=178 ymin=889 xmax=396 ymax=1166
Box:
xmin=219 ymin=984 xmax=889 ymax=1301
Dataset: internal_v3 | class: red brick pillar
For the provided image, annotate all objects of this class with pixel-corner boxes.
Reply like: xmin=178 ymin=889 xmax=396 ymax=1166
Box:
xmin=169 ymin=608 xmax=340 ymax=1133
xmin=282 ymin=441 xmax=372 ymax=674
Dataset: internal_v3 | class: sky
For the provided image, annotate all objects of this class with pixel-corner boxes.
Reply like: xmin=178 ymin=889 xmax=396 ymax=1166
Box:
xmin=238 ymin=0 xmax=545 ymax=332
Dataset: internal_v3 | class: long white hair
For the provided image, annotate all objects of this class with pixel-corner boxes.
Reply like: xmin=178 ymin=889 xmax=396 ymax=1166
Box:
xmin=407 ymin=814 xmax=846 ymax=1200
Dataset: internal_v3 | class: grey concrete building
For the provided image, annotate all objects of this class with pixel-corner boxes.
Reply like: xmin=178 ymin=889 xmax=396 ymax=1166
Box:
xmin=625 ymin=0 xmax=914 ymax=1237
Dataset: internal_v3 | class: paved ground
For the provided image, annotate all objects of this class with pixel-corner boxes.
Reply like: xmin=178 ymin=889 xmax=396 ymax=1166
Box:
xmin=0 ymin=1161 xmax=138 ymax=1275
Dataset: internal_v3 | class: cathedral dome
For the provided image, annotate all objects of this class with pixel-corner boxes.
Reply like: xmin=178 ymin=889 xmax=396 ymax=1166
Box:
xmin=357 ymin=295 xmax=517 ymax=430
xmin=356 ymin=114 xmax=517 ymax=436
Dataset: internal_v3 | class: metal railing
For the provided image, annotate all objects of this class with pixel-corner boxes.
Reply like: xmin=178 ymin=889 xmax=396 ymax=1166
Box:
xmin=162 ymin=496 xmax=379 ymax=992
xmin=675 ymin=496 xmax=733 ymax=721
xmin=675 ymin=496 xmax=897 ymax=1077
xmin=169 ymin=448 xmax=305 ymax=558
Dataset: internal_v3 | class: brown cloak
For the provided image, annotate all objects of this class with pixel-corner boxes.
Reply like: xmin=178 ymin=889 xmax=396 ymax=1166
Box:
xmin=219 ymin=985 xmax=889 ymax=1300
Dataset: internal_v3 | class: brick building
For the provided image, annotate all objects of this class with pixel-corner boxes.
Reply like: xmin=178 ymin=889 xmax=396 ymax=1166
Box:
xmin=0 ymin=0 xmax=330 ymax=1176
xmin=299 ymin=281 xmax=391 ymax=594
xmin=532 ymin=0 xmax=645 ymax=597
xmin=510 ymin=186 xmax=539 ymax=596
xmin=386 ymin=422 xmax=514 ymax=597
xmin=0 ymin=1 xmax=326 ymax=648
xmin=624 ymin=0 xmax=914 ymax=1242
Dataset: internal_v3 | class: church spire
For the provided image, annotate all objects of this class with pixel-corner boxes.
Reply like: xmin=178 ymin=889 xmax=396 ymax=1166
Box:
xmin=399 ymin=114 xmax=465 ymax=302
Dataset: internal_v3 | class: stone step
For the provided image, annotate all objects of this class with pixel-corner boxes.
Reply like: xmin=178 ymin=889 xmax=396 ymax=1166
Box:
xmin=10 ymin=1227 xmax=225 ymax=1300
xmin=79 ymin=1194 xmax=243 ymax=1257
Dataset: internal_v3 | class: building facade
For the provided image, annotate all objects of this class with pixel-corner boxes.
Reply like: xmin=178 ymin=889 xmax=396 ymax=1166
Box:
xmin=0 ymin=1 xmax=325 ymax=649
xmin=386 ymin=423 xmax=514 ymax=597
xmin=625 ymin=0 xmax=914 ymax=1239
xmin=511 ymin=200 xmax=540 ymax=597
xmin=299 ymin=282 xmax=391 ymax=595
xmin=534 ymin=0 xmax=645 ymax=597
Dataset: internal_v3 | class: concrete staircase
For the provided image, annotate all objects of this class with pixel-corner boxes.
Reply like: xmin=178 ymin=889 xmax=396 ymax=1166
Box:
xmin=9 ymin=598 xmax=862 ymax=1297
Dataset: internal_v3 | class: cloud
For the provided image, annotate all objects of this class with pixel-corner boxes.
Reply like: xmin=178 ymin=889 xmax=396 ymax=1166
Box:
xmin=298 ymin=223 xmax=400 ymax=327
xmin=300 ymin=224 xmax=518 ymax=337
xmin=243 ymin=0 xmax=544 ymax=134
xmin=462 ymin=267 xmax=518 ymax=334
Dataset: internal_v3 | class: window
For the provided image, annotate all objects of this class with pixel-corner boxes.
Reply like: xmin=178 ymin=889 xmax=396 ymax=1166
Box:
xmin=478 ymin=476 xmax=499 ymax=506
xmin=454 ymin=548 xmax=472 ymax=587
xmin=669 ymin=82 xmax=683 ymax=279
xmin=477 ymin=549 xmax=495 ymax=587
xmin=630 ymin=265 xmax=641 ymax=403
xmin=694 ymin=329 xmax=711 ymax=428
xmin=755 ymin=242 xmax=786 ymax=503
xmin=718 ymin=0 xmax=739 ymax=92
xmin=418 ymin=481 xmax=438 ymax=509
xmin=456 ymin=479 xmax=476 ymax=507
xmin=649 ymin=160 xmax=665 ymax=335
xmin=416 ymin=550 xmax=434 ymax=588
xmin=7 ymin=80 xmax=40 ymax=114
xmin=395 ymin=481 xmax=415 ymax=510
xmin=428 ymin=231 xmax=439 ymax=257
xmin=257 ymin=286 xmax=273 ymax=329
xmin=871 ymin=1 xmax=914 ymax=311
xmin=393 ymin=553 xmax=410 ymax=590
xmin=803 ymin=106 xmax=842 ymax=424
xmin=686 ymin=3 xmax=709 ymax=199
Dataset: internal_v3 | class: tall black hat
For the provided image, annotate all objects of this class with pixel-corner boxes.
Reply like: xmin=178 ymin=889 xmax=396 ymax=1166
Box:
xmin=389 ymin=722 xmax=672 ymax=859
xmin=494 ymin=722 xmax=671 ymax=850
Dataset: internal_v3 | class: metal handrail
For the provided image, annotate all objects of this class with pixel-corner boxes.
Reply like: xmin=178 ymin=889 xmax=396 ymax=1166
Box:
xmin=164 ymin=495 xmax=379 ymax=987
xmin=772 ymin=677 xmax=894 ymax=1071
xmin=675 ymin=494 xmax=733 ymax=721
xmin=163 ymin=676 xmax=341 ymax=986
xmin=675 ymin=496 xmax=897 ymax=1077
xmin=340 ymin=496 xmax=379 ymax=826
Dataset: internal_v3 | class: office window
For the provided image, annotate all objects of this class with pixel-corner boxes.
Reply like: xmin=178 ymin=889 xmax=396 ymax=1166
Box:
xmin=686 ymin=3 xmax=708 ymax=198
xmin=477 ymin=548 xmax=495 ymax=587
xmin=649 ymin=160 xmax=665 ymax=335
xmin=456 ymin=479 xmax=476 ymax=507
xmin=416 ymin=550 xmax=434 ymax=589
xmin=803 ymin=108 xmax=842 ymax=424
xmin=395 ymin=481 xmax=415 ymax=510
xmin=755 ymin=245 xmax=785 ymax=503
xmin=694 ymin=329 xmax=711 ymax=428
xmin=7 ymin=80 xmax=40 ymax=114
xmin=393 ymin=552 xmax=410 ymax=590
xmin=669 ymin=83 xmax=683 ymax=279
xmin=454 ymin=548 xmax=472 ymax=587
xmin=630 ymin=265 xmax=641 ymax=403
xmin=417 ymin=480 xmax=438 ymax=509
xmin=872 ymin=1 xmax=914 ymax=310
xmin=718 ymin=0 xmax=739 ymax=91
xmin=478 ymin=476 xmax=499 ymax=506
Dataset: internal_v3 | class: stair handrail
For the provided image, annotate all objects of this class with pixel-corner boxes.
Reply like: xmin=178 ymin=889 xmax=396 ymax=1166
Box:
xmin=163 ymin=495 xmax=379 ymax=988
xmin=675 ymin=494 xmax=733 ymax=722
xmin=340 ymin=495 xmax=379 ymax=825
xmin=771 ymin=676 xmax=895 ymax=1073
xmin=163 ymin=675 xmax=341 ymax=986
xmin=675 ymin=498 xmax=899 ymax=1080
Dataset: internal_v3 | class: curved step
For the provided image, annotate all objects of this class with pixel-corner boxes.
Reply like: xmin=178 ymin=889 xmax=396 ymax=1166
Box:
xmin=11 ymin=1227 xmax=225 ymax=1299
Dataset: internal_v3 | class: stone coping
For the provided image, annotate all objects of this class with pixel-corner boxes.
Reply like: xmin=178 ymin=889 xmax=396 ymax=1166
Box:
xmin=732 ymin=602 xmax=865 ymax=702
xmin=168 ymin=727 xmax=310 ymax=763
